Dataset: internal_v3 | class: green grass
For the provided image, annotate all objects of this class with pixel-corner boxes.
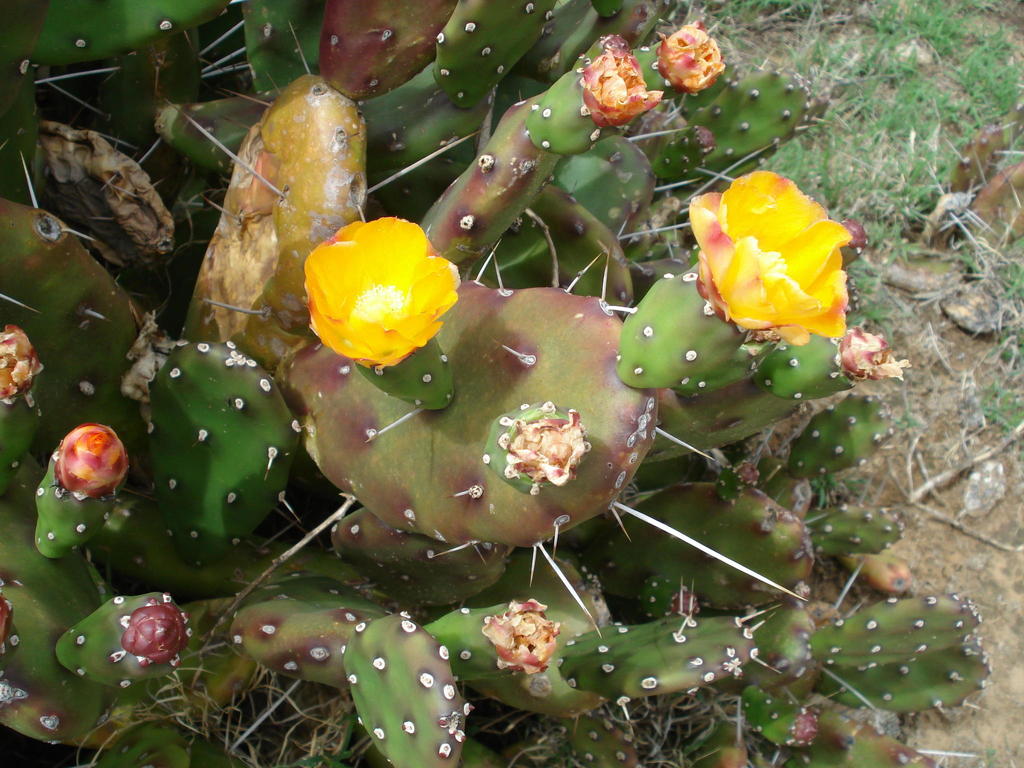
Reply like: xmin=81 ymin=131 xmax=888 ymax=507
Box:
xmin=717 ymin=0 xmax=1020 ymax=226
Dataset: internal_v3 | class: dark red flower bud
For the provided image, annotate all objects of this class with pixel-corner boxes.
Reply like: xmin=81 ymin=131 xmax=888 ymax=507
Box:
xmin=121 ymin=595 xmax=188 ymax=665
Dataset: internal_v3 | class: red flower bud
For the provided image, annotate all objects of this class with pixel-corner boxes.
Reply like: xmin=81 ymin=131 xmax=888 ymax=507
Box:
xmin=790 ymin=710 xmax=819 ymax=746
xmin=54 ymin=423 xmax=129 ymax=497
xmin=582 ymin=35 xmax=663 ymax=128
xmin=0 ymin=325 xmax=42 ymax=400
xmin=657 ymin=23 xmax=725 ymax=94
xmin=481 ymin=599 xmax=560 ymax=674
xmin=120 ymin=595 xmax=189 ymax=665
xmin=0 ymin=595 xmax=12 ymax=647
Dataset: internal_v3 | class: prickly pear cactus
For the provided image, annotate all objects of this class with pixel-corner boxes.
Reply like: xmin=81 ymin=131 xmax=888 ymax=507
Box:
xmin=0 ymin=3 xmax=988 ymax=767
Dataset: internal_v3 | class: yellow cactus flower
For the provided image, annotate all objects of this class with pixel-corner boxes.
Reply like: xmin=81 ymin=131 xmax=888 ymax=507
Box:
xmin=690 ymin=171 xmax=851 ymax=345
xmin=304 ymin=217 xmax=460 ymax=367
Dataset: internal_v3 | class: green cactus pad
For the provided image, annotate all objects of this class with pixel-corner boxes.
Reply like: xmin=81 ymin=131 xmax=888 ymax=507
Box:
xmin=753 ymin=336 xmax=852 ymax=401
xmin=516 ymin=0 xmax=667 ymax=83
xmin=357 ymin=337 xmax=455 ymax=410
xmin=811 ymin=594 xmax=983 ymax=668
xmin=818 ymin=635 xmax=989 ymax=712
xmin=283 ymin=283 xmax=656 ymax=548
xmin=230 ymin=574 xmax=387 ymax=687
xmin=156 ymin=96 xmax=266 ymax=174
xmin=345 ymin=614 xmax=469 ymax=768
xmin=0 ymin=395 xmax=39 ymax=495
xmin=559 ymin=614 xmax=753 ymax=700
xmin=526 ymin=68 xmax=603 ymax=155
xmin=332 ymin=508 xmax=509 ymax=605
xmin=807 ymin=505 xmax=903 ymax=556
xmin=741 ymin=602 xmax=815 ymax=692
xmin=785 ymin=711 xmax=936 ymax=767
xmin=582 ymin=483 xmax=812 ymax=608
xmin=552 ymin=135 xmax=655 ymax=234
xmin=756 ymin=456 xmax=812 ymax=518
xmin=655 ymin=376 xmax=798 ymax=452
xmin=0 ymin=464 xmax=113 ymax=742
xmin=650 ymin=122 xmax=716 ymax=181
xmin=89 ymin=494 xmax=362 ymax=600
xmin=320 ymin=0 xmax=457 ymax=100
xmin=685 ymin=70 xmax=810 ymax=175
xmin=33 ymin=0 xmax=230 ymax=65
xmin=434 ymin=0 xmax=558 ymax=108
xmin=242 ymin=0 xmax=323 ymax=92
xmin=94 ymin=722 xmax=191 ymax=768
xmin=689 ymin=721 xmax=748 ymax=768
xmin=422 ymin=97 xmax=559 ymax=265
xmin=34 ymin=456 xmax=116 ymax=558
xmin=788 ymin=396 xmax=892 ymax=477
xmin=149 ymin=341 xmax=299 ymax=564
xmin=0 ymin=201 xmax=144 ymax=457
xmin=0 ymin=73 xmax=39 ymax=205
xmin=616 ymin=272 xmax=751 ymax=392
xmin=482 ymin=184 xmax=633 ymax=303
xmin=742 ymin=686 xmax=818 ymax=746
xmin=362 ymin=66 xmax=491 ymax=179
xmin=566 ymin=712 xmax=640 ymax=767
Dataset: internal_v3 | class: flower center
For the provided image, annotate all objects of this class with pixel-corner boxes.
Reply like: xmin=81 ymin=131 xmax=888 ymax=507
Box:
xmin=353 ymin=284 xmax=409 ymax=325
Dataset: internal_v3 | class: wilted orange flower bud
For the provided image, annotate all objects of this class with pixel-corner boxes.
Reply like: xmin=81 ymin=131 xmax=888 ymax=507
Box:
xmin=657 ymin=22 xmax=725 ymax=94
xmin=0 ymin=325 xmax=42 ymax=401
xmin=55 ymin=423 xmax=129 ymax=498
xmin=481 ymin=599 xmax=560 ymax=674
xmin=839 ymin=328 xmax=910 ymax=381
xmin=501 ymin=405 xmax=590 ymax=488
xmin=582 ymin=35 xmax=663 ymax=128
xmin=305 ymin=217 xmax=460 ymax=368
xmin=691 ymin=171 xmax=851 ymax=345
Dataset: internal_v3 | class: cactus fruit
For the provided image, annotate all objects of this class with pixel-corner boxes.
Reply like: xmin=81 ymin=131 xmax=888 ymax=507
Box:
xmin=148 ymin=340 xmax=299 ymax=563
xmin=839 ymin=551 xmax=913 ymax=595
xmin=752 ymin=335 xmax=852 ymax=401
xmin=742 ymin=686 xmax=818 ymax=747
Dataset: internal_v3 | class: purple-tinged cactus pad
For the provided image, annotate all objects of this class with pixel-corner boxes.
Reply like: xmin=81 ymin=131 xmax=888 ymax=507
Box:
xmin=283 ymin=283 xmax=655 ymax=547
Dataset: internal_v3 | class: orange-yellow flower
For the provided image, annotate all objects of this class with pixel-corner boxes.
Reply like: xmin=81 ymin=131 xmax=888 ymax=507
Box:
xmin=690 ymin=171 xmax=851 ymax=345
xmin=657 ymin=22 xmax=725 ymax=94
xmin=304 ymin=217 xmax=460 ymax=367
xmin=582 ymin=35 xmax=663 ymax=128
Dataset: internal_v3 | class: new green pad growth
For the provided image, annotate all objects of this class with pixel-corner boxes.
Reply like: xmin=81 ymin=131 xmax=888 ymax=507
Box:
xmin=148 ymin=341 xmax=299 ymax=564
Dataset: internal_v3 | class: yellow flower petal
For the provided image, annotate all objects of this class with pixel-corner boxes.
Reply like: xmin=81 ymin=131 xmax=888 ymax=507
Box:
xmin=720 ymin=171 xmax=827 ymax=253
